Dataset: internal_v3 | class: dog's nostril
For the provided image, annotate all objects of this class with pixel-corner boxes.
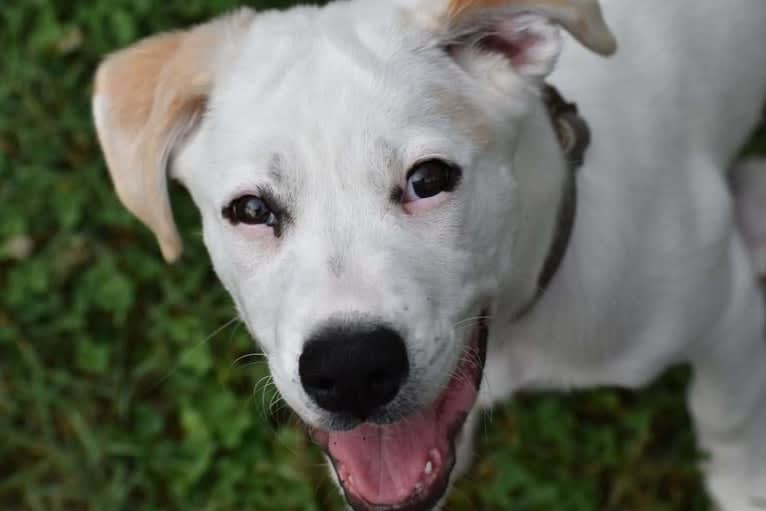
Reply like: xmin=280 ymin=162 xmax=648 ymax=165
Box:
xmin=299 ymin=322 xmax=409 ymax=420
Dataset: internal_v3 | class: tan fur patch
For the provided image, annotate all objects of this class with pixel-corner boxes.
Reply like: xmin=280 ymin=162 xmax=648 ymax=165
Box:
xmin=448 ymin=0 xmax=569 ymax=19
xmin=449 ymin=0 xmax=505 ymax=18
xmin=92 ymin=9 xmax=255 ymax=262
xmin=94 ymin=33 xmax=183 ymax=143
xmin=430 ymin=85 xmax=495 ymax=147
xmin=446 ymin=0 xmax=616 ymax=56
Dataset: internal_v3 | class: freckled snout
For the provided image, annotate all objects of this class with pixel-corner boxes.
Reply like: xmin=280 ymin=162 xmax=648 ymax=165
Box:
xmin=299 ymin=322 xmax=409 ymax=421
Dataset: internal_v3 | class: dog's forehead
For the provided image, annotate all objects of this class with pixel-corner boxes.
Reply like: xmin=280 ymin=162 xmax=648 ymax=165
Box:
xmin=203 ymin=3 xmax=479 ymax=167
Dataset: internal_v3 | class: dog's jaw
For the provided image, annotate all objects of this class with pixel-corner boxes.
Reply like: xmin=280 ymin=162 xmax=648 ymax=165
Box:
xmin=307 ymin=317 xmax=489 ymax=511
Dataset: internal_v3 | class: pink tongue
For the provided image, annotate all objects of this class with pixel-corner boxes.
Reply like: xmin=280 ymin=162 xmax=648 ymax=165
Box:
xmin=326 ymin=360 xmax=480 ymax=506
xmin=328 ymin=408 xmax=444 ymax=505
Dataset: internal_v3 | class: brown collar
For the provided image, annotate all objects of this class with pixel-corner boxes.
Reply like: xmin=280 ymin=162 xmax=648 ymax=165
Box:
xmin=516 ymin=84 xmax=590 ymax=318
xmin=542 ymin=84 xmax=591 ymax=171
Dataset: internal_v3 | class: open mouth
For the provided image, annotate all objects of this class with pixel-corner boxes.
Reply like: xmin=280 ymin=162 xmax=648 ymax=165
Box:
xmin=309 ymin=317 xmax=489 ymax=511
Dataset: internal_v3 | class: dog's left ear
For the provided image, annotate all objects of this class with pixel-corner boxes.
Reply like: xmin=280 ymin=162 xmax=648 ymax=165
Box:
xmin=92 ymin=9 xmax=255 ymax=262
xmin=405 ymin=0 xmax=616 ymax=84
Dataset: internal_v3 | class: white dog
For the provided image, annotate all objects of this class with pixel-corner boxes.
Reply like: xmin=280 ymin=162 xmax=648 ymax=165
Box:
xmin=91 ymin=0 xmax=766 ymax=509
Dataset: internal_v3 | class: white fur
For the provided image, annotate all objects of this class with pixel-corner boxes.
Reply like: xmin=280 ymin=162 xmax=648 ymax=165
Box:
xmin=732 ymin=157 xmax=766 ymax=274
xmin=98 ymin=0 xmax=766 ymax=509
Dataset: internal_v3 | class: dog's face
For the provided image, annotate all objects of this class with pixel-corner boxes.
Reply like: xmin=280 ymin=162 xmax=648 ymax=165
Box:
xmin=92 ymin=1 xmax=614 ymax=508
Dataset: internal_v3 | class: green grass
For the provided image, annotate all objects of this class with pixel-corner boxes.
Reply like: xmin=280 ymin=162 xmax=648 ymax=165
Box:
xmin=1 ymin=1 xmax=763 ymax=510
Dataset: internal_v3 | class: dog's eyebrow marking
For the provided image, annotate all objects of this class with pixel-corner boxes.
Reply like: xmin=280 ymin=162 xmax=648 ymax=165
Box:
xmin=268 ymin=154 xmax=285 ymax=184
xmin=372 ymin=139 xmax=406 ymax=203
xmin=328 ymin=254 xmax=344 ymax=278
xmin=430 ymin=85 xmax=495 ymax=146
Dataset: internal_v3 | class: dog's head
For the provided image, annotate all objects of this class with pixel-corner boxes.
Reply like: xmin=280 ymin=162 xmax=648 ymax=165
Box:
xmin=92 ymin=1 xmax=614 ymax=508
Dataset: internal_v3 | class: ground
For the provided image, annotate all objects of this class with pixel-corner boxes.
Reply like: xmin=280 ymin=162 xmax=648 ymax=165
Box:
xmin=1 ymin=1 xmax=764 ymax=510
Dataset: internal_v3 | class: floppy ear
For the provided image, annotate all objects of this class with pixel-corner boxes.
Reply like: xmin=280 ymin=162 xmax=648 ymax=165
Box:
xmin=410 ymin=0 xmax=616 ymax=84
xmin=92 ymin=9 xmax=255 ymax=262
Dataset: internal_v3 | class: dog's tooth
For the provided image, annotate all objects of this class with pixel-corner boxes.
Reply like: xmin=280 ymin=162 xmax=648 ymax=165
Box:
xmin=429 ymin=448 xmax=443 ymax=467
xmin=424 ymin=461 xmax=433 ymax=475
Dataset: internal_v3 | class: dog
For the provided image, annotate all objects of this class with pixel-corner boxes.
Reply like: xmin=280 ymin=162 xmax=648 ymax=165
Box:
xmin=91 ymin=0 xmax=766 ymax=509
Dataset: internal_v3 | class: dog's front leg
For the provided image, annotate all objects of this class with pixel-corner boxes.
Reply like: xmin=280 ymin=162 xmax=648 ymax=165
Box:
xmin=687 ymin=241 xmax=766 ymax=511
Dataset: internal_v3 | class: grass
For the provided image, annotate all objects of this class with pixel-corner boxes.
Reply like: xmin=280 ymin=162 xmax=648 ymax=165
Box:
xmin=1 ymin=1 xmax=763 ymax=510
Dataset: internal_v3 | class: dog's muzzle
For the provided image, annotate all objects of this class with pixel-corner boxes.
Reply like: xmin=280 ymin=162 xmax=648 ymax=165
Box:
xmin=305 ymin=316 xmax=489 ymax=511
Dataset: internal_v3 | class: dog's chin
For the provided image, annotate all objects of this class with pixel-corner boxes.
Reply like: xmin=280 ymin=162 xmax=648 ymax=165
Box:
xmin=308 ymin=318 xmax=489 ymax=511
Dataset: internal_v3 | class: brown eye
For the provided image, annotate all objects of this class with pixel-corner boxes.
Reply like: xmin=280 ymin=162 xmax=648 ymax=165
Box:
xmin=404 ymin=159 xmax=462 ymax=202
xmin=223 ymin=195 xmax=278 ymax=227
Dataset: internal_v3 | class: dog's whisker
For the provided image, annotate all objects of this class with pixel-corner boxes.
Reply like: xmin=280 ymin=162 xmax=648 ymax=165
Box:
xmin=452 ymin=314 xmax=495 ymax=329
xmin=260 ymin=381 xmax=278 ymax=422
xmin=232 ymin=351 xmax=267 ymax=367
xmin=268 ymin=389 xmax=285 ymax=415
xmin=149 ymin=315 xmax=240 ymax=391
xmin=251 ymin=374 xmax=273 ymax=401
xmin=236 ymin=360 xmax=269 ymax=369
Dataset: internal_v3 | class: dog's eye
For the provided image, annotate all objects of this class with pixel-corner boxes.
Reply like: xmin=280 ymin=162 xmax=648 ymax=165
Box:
xmin=404 ymin=159 xmax=462 ymax=202
xmin=223 ymin=195 xmax=278 ymax=227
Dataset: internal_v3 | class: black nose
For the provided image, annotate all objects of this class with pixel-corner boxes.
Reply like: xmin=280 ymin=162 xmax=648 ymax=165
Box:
xmin=299 ymin=322 xmax=409 ymax=420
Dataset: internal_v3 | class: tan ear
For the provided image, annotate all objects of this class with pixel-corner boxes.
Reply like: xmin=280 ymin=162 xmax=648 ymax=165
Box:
xmin=92 ymin=9 xmax=255 ymax=262
xmin=447 ymin=0 xmax=617 ymax=56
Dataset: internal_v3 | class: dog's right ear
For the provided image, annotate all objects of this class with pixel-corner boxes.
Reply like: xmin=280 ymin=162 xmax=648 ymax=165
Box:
xmin=92 ymin=9 xmax=255 ymax=262
xmin=399 ymin=0 xmax=615 ymax=88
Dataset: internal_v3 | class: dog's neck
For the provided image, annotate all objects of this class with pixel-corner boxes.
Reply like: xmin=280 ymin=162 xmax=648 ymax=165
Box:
xmin=509 ymin=84 xmax=588 ymax=320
